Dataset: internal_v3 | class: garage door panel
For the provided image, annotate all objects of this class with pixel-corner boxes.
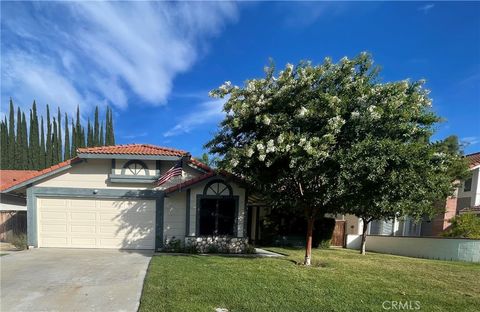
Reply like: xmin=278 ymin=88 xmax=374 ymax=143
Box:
xmin=41 ymin=237 xmax=68 ymax=246
xmin=71 ymin=225 xmax=95 ymax=233
xmin=69 ymin=199 xmax=96 ymax=208
xmin=99 ymin=225 xmax=121 ymax=234
xmin=38 ymin=198 xmax=155 ymax=249
xmin=70 ymin=237 xmax=97 ymax=247
xmin=41 ymin=211 xmax=67 ymax=220
xmin=71 ymin=212 xmax=96 ymax=221
xmin=99 ymin=213 xmax=119 ymax=222
xmin=39 ymin=198 xmax=67 ymax=207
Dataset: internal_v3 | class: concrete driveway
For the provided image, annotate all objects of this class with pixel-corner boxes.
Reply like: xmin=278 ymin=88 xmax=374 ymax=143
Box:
xmin=1 ymin=248 xmax=152 ymax=312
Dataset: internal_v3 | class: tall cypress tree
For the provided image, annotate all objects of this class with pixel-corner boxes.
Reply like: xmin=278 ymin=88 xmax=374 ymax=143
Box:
xmin=46 ymin=105 xmax=52 ymax=167
xmin=80 ymin=127 xmax=85 ymax=148
xmin=110 ymin=107 xmax=115 ymax=145
xmin=29 ymin=109 xmax=34 ymax=168
xmin=94 ymin=106 xmax=99 ymax=146
xmin=105 ymin=108 xmax=110 ymax=145
xmin=64 ymin=113 xmax=71 ymax=160
xmin=21 ymin=112 xmax=28 ymax=169
xmin=8 ymin=99 xmax=15 ymax=169
xmin=1 ymin=119 xmax=7 ymax=169
xmin=71 ymin=120 xmax=77 ymax=157
xmin=57 ymin=108 xmax=62 ymax=162
xmin=1 ymin=101 xmax=114 ymax=169
xmin=99 ymin=121 xmax=104 ymax=146
xmin=75 ymin=106 xmax=82 ymax=148
xmin=29 ymin=101 xmax=40 ymax=169
xmin=40 ymin=117 xmax=46 ymax=169
xmin=52 ymin=118 xmax=59 ymax=164
xmin=105 ymin=107 xmax=115 ymax=146
xmin=15 ymin=107 xmax=22 ymax=169
xmin=87 ymin=119 xmax=93 ymax=147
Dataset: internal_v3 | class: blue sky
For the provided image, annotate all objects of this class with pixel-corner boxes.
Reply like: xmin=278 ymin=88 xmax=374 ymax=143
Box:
xmin=1 ymin=1 xmax=479 ymax=156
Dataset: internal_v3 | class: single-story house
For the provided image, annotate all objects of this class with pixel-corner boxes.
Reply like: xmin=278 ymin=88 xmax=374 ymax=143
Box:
xmin=0 ymin=144 xmax=264 ymax=252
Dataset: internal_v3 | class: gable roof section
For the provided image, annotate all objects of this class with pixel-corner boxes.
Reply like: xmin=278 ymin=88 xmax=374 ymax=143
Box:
xmin=466 ymin=152 xmax=480 ymax=168
xmin=1 ymin=145 xmax=233 ymax=194
xmin=164 ymin=171 xmax=217 ymax=194
xmin=164 ymin=166 xmax=245 ymax=194
xmin=0 ymin=158 xmax=83 ymax=192
xmin=77 ymin=144 xmax=188 ymax=157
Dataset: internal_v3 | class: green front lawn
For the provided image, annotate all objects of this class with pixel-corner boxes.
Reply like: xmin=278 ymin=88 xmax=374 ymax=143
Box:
xmin=139 ymin=248 xmax=480 ymax=312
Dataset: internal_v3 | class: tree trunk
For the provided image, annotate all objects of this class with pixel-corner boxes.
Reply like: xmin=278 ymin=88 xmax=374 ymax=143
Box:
xmin=304 ymin=216 xmax=314 ymax=265
xmin=360 ymin=219 xmax=369 ymax=255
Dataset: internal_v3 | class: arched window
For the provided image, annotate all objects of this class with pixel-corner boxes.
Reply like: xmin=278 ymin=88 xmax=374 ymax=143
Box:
xmin=122 ymin=160 xmax=149 ymax=176
xmin=198 ymin=180 xmax=237 ymax=236
xmin=203 ymin=180 xmax=233 ymax=196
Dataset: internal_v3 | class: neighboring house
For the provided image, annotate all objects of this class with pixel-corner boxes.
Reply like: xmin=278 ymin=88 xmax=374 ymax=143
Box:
xmin=455 ymin=152 xmax=480 ymax=215
xmin=0 ymin=170 xmax=36 ymax=241
xmin=367 ymin=151 xmax=480 ymax=237
xmin=0 ymin=144 xmax=259 ymax=252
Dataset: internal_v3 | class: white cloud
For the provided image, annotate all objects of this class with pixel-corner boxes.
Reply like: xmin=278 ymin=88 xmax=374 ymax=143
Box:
xmin=122 ymin=132 xmax=149 ymax=140
xmin=281 ymin=2 xmax=349 ymax=28
xmin=418 ymin=4 xmax=435 ymax=13
xmin=461 ymin=136 xmax=480 ymax=147
xmin=163 ymin=98 xmax=225 ymax=137
xmin=2 ymin=50 xmax=90 ymax=115
xmin=1 ymin=2 xmax=237 ymax=115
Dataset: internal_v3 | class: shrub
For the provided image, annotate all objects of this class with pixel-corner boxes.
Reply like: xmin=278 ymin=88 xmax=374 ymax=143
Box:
xmin=207 ymin=244 xmax=220 ymax=254
xmin=244 ymin=244 xmax=256 ymax=254
xmin=10 ymin=233 xmax=28 ymax=250
xmin=163 ymin=238 xmax=184 ymax=252
xmin=317 ymin=239 xmax=332 ymax=249
xmin=443 ymin=213 xmax=480 ymax=239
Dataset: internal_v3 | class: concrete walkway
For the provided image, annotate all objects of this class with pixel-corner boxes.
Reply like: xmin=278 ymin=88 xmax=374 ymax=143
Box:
xmin=254 ymin=248 xmax=285 ymax=257
xmin=155 ymin=248 xmax=284 ymax=258
xmin=1 ymin=248 xmax=152 ymax=312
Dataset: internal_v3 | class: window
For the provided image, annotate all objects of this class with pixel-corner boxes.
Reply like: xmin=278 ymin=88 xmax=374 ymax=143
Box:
xmin=198 ymin=180 xmax=236 ymax=236
xmin=464 ymin=178 xmax=472 ymax=192
xmin=199 ymin=198 xmax=236 ymax=236
xmin=122 ymin=160 xmax=148 ymax=176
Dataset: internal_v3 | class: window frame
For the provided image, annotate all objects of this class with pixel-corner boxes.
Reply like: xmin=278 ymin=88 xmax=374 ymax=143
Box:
xmin=121 ymin=159 xmax=149 ymax=176
xmin=195 ymin=180 xmax=239 ymax=237
xmin=464 ymin=177 xmax=472 ymax=192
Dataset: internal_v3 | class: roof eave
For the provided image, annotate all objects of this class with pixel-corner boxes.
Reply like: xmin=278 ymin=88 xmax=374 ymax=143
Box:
xmin=77 ymin=153 xmax=184 ymax=161
xmin=1 ymin=161 xmax=82 ymax=194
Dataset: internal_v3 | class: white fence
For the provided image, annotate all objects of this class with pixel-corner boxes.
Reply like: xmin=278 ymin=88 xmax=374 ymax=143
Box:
xmin=346 ymin=234 xmax=480 ymax=263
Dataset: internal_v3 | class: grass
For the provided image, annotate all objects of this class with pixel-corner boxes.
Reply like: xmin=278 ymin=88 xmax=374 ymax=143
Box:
xmin=139 ymin=248 xmax=480 ymax=312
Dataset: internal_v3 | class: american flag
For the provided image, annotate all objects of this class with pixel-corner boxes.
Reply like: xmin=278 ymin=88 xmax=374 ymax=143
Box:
xmin=156 ymin=159 xmax=183 ymax=185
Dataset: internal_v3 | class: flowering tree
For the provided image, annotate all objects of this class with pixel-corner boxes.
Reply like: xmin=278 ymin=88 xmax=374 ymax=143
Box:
xmin=206 ymin=53 xmax=466 ymax=263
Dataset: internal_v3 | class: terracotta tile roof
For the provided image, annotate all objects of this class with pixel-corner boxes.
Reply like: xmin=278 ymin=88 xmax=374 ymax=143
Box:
xmin=466 ymin=152 xmax=480 ymax=168
xmin=163 ymin=165 xmax=244 ymax=194
xmin=0 ymin=158 xmax=82 ymax=192
xmin=163 ymin=171 xmax=216 ymax=193
xmin=1 ymin=170 xmax=38 ymax=188
xmin=189 ymin=158 xmax=214 ymax=172
xmin=77 ymin=144 xmax=188 ymax=157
